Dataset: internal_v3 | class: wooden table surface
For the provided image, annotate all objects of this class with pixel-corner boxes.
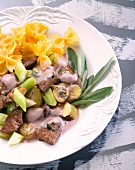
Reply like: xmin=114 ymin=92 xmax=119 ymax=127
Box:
xmin=0 ymin=0 xmax=135 ymax=169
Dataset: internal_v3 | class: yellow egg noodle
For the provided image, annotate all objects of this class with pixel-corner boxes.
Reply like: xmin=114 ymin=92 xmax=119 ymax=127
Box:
xmin=0 ymin=22 xmax=79 ymax=75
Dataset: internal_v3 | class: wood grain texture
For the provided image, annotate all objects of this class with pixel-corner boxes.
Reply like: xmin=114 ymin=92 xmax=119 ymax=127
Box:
xmin=74 ymin=149 xmax=135 ymax=170
xmin=59 ymin=0 xmax=135 ymax=30
xmin=95 ymin=0 xmax=135 ymax=8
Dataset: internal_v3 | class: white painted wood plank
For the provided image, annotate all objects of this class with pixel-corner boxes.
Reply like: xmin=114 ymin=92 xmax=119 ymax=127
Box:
xmin=96 ymin=0 xmax=135 ymax=8
xmin=119 ymin=83 xmax=135 ymax=117
xmin=102 ymin=118 xmax=135 ymax=150
xmin=59 ymin=0 xmax=135 ymax=30
xmin=104 ymin=34 xmax=135 ymax=60
xmin=74 ymin=149 xmax=135 ymax=170
xmin=31 ymin=0 xmax=56 ymax=5
xmin=0 ymin=160 xmax=60 ymax=170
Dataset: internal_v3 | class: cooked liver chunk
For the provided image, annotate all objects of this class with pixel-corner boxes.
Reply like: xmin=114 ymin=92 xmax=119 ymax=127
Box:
xmin=0 ymin=81 xmax=7 ymax=95
xmin=0 ymin=95 xmax=6 ymax=109
xmin=37 ymin=123 xmax=62 ymax=145
xmin=59 ymin=65 xmax=74 ymax=75
xmin=0 ymin=107 xmax=23 ymax=133
xmin=0 ymin=95 xmax=13 ymax=109
xmin=42 ymin=104 xmax=51 ymax=117
xmin=22 ymin=56 xmax=38 ymax=69
xmin=38 ymin=76 xmax=59 ymax=92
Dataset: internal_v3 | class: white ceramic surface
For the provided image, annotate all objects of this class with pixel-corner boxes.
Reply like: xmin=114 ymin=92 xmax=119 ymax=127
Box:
xmin=0 ymin=6 xmax=122 ymax=165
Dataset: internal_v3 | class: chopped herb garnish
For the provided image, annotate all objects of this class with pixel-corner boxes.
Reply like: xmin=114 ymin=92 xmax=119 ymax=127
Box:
xmin=61 ymin=68 xmax=65 ymax=73
xmin=51 ymin=72 xmax=55 ymax=78
xmin=47 ymin=123 xmax=55 ymax=131
xmin=32 ymin=68 xmax=40 ymax=77
xmin=59 ymin=91 xmax=65 ymax=96
xmin=33 ymin=68 xmax=38 ymax=73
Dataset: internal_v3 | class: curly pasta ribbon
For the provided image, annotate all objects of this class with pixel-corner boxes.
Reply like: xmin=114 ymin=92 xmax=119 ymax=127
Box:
xmin=64 ymin=27 xmax=79 ymax=46
xmin=0 ymin=22 xmax=79 ymax=75
xmin=25 ymin=22 xmax=48 ymax=44
xmin=0 ymin=27 xmax=12 ymax=49
xmin=0 ymin=48 xmax=22 ymax=75
xmin=50 ymin=27 xmax=79 ymax=56
xmin=33 ymin=39 xmax=52 ymax=70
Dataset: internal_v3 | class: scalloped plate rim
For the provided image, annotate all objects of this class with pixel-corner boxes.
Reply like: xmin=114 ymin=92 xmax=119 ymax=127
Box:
xmin=0 ymin=6 xmax=122 ymax=165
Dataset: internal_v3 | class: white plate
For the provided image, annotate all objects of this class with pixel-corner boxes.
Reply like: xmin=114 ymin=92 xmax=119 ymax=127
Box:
xmin=0 ymin=6 xmax=122 ymax=164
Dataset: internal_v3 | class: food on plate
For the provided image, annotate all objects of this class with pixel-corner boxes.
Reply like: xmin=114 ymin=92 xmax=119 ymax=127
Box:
xmin=0 ymin=22 xmax=114 ymax=146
